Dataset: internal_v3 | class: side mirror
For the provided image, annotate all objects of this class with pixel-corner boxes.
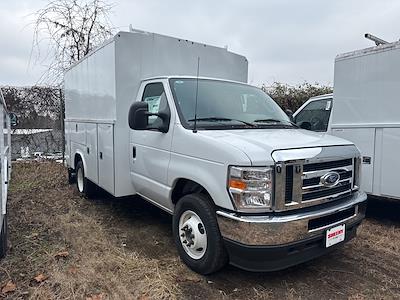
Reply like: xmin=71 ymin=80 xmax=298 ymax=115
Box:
xmin=128 ymin=102 xmax=149 ymax=130
xmin=155 ymin=108 xmax=171 ymax=133
xmin=9 ymin=112 xmax=18 ymax=127
xmin=299 ymin=121 xmax=312 ymax=130
xmin=285 ymin=109 xmax=294 ymax=122
xmin=128 ymin=102 xmax=171 ymax=133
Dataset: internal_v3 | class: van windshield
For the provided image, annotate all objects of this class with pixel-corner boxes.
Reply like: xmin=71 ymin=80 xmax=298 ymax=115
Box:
xmin=169 ymin=78 xmax=293 ymax=129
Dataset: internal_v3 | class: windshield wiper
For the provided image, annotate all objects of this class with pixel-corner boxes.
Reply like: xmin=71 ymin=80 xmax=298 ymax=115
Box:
xmin=188 ymin=117 xmax=257 ymax=127
xmin=253 ymin=118 xmax=283 ymax=123
xmin=254 ymin=118 xmax=298 ymax=128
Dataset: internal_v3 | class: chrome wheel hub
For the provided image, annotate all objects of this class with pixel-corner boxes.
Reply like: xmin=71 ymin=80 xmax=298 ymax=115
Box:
xmin=179 ymin=210 xmax=207 ymax=259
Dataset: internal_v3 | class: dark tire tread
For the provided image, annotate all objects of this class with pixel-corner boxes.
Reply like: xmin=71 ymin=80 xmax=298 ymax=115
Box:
xmin=67 ymin=168 xmax=76 ymax=184
xmin=0 ymin=214 xmax=8 ymax=259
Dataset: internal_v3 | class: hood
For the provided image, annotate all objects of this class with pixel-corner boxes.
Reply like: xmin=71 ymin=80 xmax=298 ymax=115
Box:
xmin=199 ymin=128 xmax=353 ymax=165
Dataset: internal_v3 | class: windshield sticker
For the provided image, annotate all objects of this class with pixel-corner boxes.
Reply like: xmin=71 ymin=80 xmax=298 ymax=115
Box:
xmin=145 ymin=96 xmax=161 ymax=113
xmin=326 ymin=100 xmax=332 ymax=110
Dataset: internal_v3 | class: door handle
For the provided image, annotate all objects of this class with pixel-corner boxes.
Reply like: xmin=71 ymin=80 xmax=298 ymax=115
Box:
xmin=99 ymin=151 xmax=103 ymax=160
xmin=132 ymin=146 xmax=136 ymax=158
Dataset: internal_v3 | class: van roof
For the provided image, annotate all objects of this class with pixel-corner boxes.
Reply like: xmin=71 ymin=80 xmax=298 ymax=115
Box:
xmin=336 ymin=40 xmax=400 ymax=61
xmin=141 ymin=76 xmax=253 ymax=87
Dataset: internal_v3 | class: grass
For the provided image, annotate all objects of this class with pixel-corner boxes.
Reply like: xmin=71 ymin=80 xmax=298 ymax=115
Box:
xmin=0 ymin=161 xmax=399 ymax=299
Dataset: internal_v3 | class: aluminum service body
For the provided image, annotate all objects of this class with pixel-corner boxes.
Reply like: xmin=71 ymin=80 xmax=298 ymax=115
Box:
xmin=0 ymin=89 xmax=12 ymax=256
xmin=294 ymin=41 xmax=400 ymax=200
xmin=64 ymin=30 xmax=247 ymax=198
xmin=64 ymin=30 xmax=367 ymax=272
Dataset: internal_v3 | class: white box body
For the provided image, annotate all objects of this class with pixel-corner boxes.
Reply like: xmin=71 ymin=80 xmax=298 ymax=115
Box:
xmin=64 ymin=30 xmax=248 ymax=197
xmin=294 ymin=41 xmax=400 ymax=200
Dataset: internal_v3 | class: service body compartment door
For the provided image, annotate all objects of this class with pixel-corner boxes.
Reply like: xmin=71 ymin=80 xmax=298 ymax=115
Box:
xmin=98 ymin=124 xmax=114 ymax=194
xmin=85 ymin=123 xmax=98 ymax=184
xmin=331 ymin=128 xmax=375 ymax=193
xmin=64 ymin=122 xmax=72 ymax=166
xmin=379 ymin=128 xmax=400 ymax=198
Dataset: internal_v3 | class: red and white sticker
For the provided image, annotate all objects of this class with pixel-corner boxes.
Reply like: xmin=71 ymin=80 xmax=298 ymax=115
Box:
xmin=326 ymin=224 xmax=345 ymax=248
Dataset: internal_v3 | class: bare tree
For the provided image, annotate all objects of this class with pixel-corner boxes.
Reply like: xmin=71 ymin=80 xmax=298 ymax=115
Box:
xmin=32 ymin=0 xmax=114 ymax=84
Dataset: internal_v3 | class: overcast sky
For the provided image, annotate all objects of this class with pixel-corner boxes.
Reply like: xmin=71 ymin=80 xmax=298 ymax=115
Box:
xmin=1 ymin=0 xmax=399 ymax=87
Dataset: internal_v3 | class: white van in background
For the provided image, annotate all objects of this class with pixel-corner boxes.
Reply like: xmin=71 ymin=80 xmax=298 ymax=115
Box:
xmin=294 ymin=40 xmax=400 ymax=200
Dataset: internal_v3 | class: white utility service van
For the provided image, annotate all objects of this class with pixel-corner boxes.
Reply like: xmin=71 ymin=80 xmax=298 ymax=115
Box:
xmin=294 ymin=41 xmax=400 ymax=200
xmin=64 ymin=30 xmax=367 ymax=274
xmin=0 ymin=90 xmax=13 ymax=259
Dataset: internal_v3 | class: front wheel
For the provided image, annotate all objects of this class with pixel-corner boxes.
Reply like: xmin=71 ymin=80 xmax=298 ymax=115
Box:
xmin=0 ymin=214 xmax=8 ymax=259
xmin=173 ymin=193 xmax=228 ymax=275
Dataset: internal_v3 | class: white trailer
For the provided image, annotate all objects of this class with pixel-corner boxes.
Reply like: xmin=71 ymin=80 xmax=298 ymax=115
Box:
xmin=294 ymin=41 xmax=400 ymax=200
xmin=0 ymin=89 xmax=12 ymax=258
xmin=65 ymin=29 xmax=366 ymax=274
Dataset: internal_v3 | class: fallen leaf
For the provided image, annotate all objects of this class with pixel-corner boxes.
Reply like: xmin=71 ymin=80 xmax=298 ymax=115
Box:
xmin=189 ymin=275 xmax=201 ymax=282
xmin=34 ymin=273 xmax=48 ymax=283
xmin=26 ymin=232 xmax=39 ymax=239
xmin=1 ymin=281 xmax=16 ymax=293
xmin=139 ymin=295 xmax=149 ymax=300
xmin=68 ymin=266 xmax=78 ymax=275
xmin=86 ymin=293 xmax=105 ymax=300
xmin=55 ymin=251 xmax=69 ymax=258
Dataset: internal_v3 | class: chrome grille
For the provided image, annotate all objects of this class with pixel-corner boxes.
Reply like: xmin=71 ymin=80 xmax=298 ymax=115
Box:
xmin=275 ymin=154 xmax=360 ymax=211
xmin=301 ymin=159 xmax=353 ymax=202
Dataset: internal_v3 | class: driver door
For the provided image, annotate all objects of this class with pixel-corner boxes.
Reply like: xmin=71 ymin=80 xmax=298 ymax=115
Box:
xmin=294 ymin=98 xmax=333 ymax=132
xmin=129 ymin=80 xmax=174 ymax=209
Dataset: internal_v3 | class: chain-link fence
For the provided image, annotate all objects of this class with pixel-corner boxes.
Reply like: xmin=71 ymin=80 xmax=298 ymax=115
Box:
xmin=1 ymin=86 xmax=64 ymax=161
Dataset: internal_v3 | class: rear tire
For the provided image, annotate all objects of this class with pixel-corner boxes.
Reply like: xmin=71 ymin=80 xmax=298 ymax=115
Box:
xmin=173 ymin=193 xmax=228 ymax=275
xmin=0 ymin=214 xmax=8 ymax=259
xmin=75 ymin=161 xmax=97 ymax=198
xmin=67 ymin=168 xmax=76 ymax=184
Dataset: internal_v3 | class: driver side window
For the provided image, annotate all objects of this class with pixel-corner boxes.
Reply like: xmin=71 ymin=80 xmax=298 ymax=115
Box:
xmin=142 ymin=82 xmax=169 ymax=127
xmin=295 ymin=98 xmax=332 ymax=132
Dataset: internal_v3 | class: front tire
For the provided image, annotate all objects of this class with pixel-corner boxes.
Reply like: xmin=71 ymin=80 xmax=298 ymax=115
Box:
xmin=173 ymin=193 xmax=228 ymax=275
xmin=75 ymin=161 xmax=96 ymax=198
xmin=0 ymin=214 xmax=8 ymax=259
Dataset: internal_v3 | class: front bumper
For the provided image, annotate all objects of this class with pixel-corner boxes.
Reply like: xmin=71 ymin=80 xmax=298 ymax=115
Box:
xmin=216 ymin=191 xmax=367 ymax=271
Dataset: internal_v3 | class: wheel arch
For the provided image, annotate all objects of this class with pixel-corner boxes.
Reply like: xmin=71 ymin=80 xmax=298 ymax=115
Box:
xmin=171 ymin=178 xmax=213 ymax=206
xmin=73 ymin=150 xmax=87 ymax=173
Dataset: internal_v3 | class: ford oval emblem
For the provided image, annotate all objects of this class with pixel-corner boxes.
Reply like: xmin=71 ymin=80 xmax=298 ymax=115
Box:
xmin=320 ymin=171 xmax=340 ymax=187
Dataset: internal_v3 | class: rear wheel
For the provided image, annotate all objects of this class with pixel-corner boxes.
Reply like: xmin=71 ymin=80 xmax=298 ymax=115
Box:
xmin=75 ymin=161 xmax=96 ymax=198
xmin=67 ymin=168 xmax=76 ymax=184
xmin=173 ymin=193 xmax=228 ymax=275
xmin=0 ymin=214 xmax=8 ymax=259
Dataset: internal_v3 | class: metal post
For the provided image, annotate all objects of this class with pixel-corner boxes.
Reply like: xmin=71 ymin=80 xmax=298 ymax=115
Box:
xmin=59 ymin=88 xmax=65 ymax=162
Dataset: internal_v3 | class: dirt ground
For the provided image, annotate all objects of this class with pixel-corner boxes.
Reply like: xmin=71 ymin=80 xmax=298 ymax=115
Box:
xmin=0 ymin=162 xmax=399 ymax=299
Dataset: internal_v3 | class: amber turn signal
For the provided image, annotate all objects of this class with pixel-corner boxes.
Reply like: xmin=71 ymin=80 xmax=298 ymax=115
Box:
xmin=229 ymin=179 xmax=247 ymax=190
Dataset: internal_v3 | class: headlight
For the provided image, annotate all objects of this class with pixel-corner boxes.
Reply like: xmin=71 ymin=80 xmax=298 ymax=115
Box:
xmin=228 ymin=166 xmax=273 ymax=212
